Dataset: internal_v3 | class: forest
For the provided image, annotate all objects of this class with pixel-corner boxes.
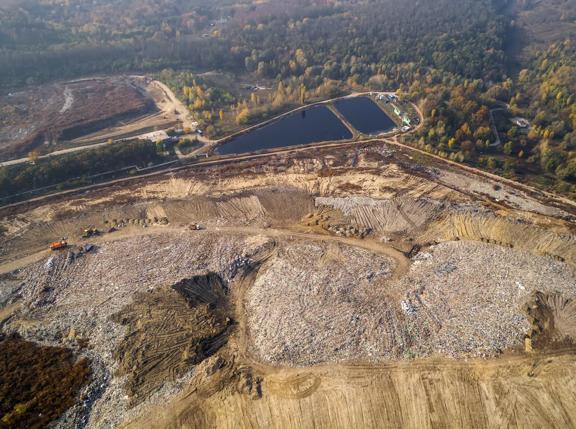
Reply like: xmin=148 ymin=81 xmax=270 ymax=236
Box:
xmin=0 ymin=140 xmax=163 ymax=199
xmin=0 ymin=0 xmax=574 ymax=196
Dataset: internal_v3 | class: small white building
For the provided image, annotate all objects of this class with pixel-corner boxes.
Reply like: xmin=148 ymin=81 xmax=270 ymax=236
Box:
xmin=511 ymin=117 xmax=530 ymax=128
xmin=136 ymin=130 xmax=169 ymax=142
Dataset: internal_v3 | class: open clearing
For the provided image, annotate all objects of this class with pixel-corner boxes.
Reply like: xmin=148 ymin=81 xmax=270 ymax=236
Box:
xmin=0 ymin=77 xmax=158 ymax=161
xmin=0 ymin=141 xmax=575 ymax=428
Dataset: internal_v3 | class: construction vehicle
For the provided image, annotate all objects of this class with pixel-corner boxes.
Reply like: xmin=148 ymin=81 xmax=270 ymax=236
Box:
xmin=81 ymin=226 xmax=100 ymax=239
xmin=189 ymin=223 xmax=204 ymax=231
xmin=50 ymin=240 xmax=68 ymax=251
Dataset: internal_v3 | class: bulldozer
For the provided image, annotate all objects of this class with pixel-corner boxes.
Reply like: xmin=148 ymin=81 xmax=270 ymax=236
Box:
xmin=50 ymin=240 xmax=68 ymax=251
xmin=81 ymin=226 xmax=100 ymax=239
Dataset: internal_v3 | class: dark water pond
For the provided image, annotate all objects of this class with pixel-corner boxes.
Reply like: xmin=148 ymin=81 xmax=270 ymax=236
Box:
xmin=215 ymin=105 xmax=352 ymax=155
xmin=334 ymin=97 xmax=396 ymax=134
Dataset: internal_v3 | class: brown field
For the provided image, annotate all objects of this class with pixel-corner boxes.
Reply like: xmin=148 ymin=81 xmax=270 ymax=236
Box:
xmin=0 ymin=76 xmax=156 ymax=161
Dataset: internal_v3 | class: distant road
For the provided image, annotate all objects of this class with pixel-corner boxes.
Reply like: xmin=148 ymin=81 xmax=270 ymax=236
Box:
xmin=0 ymin=141 xmax=110 ymax=167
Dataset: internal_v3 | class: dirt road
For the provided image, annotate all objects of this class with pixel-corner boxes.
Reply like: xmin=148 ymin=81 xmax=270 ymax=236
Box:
xmin=0 ymin=225 xmax=409 ymax=279
xmin=210 ymin=225 xmax=409 ymax=279
xmin=151 ymin=80 xmax=196 ymax=130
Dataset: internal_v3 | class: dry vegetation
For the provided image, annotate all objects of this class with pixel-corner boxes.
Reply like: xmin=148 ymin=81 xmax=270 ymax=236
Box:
xmin=0 ymin=334 xmax=91 ymax=429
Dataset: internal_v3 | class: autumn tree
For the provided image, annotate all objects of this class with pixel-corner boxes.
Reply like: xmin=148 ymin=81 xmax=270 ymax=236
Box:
xmin=27 ymin=151 xmax=39 ymax=164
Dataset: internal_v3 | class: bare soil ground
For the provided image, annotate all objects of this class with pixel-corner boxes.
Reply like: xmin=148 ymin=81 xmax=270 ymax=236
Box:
xmin=0 ymin=142 xmax=575 ymax=428
xmin=0 ymin=77 xmax=155 ymax=161
xmin=123 ymin=351 xmax=576 ymax=429
xmin=112 ymin=273 xmax=231 ymax=405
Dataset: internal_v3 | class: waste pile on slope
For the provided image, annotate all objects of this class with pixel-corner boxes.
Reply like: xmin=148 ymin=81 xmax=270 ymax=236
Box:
xmin=1 ymin=232 xmax=271 ymax=429
xmin=245 ymin=240 xmax=576 ymax=365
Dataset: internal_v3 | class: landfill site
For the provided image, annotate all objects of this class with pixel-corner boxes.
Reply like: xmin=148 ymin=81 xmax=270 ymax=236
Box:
xmin=1 ymin=141 xmax=576 ymax=428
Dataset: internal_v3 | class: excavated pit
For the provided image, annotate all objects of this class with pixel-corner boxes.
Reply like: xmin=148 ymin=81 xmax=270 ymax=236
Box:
xmin=525 ymin=291 xmax=576 ymax=350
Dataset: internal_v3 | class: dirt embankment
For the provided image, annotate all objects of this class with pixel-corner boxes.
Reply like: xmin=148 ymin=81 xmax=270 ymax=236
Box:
xmin=112 ymin=274 xmax=231 ymax=405
xmin=1 ymin=142 xmax=575 ymax=429
xmin=123 ymin=349 xmax=576 ymax=429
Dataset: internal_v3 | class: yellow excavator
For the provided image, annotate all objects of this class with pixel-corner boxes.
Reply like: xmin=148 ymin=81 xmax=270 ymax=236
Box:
xmin=81 ymin=226 xmax=100 ymax=239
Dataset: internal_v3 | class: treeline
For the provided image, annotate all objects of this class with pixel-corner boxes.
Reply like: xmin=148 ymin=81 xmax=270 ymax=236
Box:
xmin=0 ymin=140 xmax=162 ymax=198
xmin=1 ymin=0 xmax=574 ymax=195
xmin=0 ymin=38 xmax=241 ymax=89
xmin=407 ymin=39 xmax=575 ymax=196
xmin=1 ymin=0 xmax=507 ymax=88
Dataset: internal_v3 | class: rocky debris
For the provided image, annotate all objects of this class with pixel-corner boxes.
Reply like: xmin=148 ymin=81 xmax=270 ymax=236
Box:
xmin=228 ymin=255 xmax=253 ymax=279
xmin=106 ymin=216 xmax=169 ymax=230
xmin=45 ymin=256 xmax=56 ymax=272
xmin=393 ymin=241 xmax=576 ymax=358
xmin=400 ymin=300 xmax=417 ymax=315
xmin=326 ymin=223 xmax=371 ymax=238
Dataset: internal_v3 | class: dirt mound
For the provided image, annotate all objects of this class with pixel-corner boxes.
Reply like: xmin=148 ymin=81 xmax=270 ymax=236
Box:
xmin=421 ymin=213 xmax=576 ymax=265
xmin=525 ymin=291 xmax=576 ymax=349
xmin=140 ymin=188 xmax=312 ymax=228
xmin=0 ymin=334 xmax=91 ymax=429
xmin=316 ymin=196 xmax=442 ymax=234
xmin=112 ymin=273 xmax=231 ymax=404
xmin=255 ymin=188 xmax=314 ymax=223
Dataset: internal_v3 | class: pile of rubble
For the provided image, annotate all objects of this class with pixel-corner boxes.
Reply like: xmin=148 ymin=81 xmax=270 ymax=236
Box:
xmin=393 ymin=240 xmax=576 ymax=358
xmin=105 ymin=216 xmax=169 ymax=231
xmin=1 ymin=232 xmax=272 ymax=429
xmin=325 ymin=223 xmax=371 ymax=238
xmin=245 ymin=241 xmax=397 ymax=366
xmin=245 ymin=239 xmax=576 ymax=366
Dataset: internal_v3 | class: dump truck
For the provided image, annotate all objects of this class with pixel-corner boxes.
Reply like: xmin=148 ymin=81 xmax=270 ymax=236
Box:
xmin=50 ymin=240 xmax=68 ymax=251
